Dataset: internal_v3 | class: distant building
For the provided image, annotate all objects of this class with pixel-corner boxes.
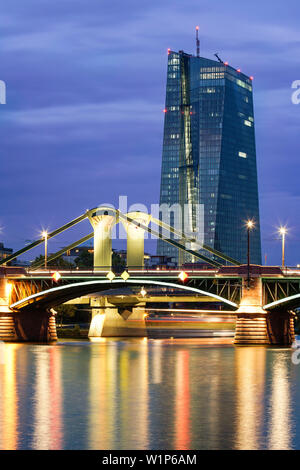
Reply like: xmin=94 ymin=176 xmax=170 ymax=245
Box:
xmin=62 ymin=245 xmax=93 ymax=264
xmin=0 ymin=242 xmax=14 ymax=265
xmin=157 ymin=48 xmax=262 ymax=265
xmin=63 ymin=247 xmax=174 ymax=269
xmin=182 ymin=261 xmax=214 ymax=271
xmin=145 ymin=254 xmax=176 ymax=270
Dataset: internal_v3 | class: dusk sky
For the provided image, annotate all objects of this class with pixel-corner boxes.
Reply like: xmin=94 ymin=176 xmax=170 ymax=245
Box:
xmin=1 ymin=0 xmax=300 ymax=265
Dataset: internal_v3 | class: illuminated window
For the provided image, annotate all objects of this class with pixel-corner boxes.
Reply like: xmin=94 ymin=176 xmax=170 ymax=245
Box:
xmin=238 ymin=152 xmax=247 ymax=158
xmin=236 ymin=79 xmax=252 ymax=92
xmin=244 ymin=120 xmax=252 ymax=127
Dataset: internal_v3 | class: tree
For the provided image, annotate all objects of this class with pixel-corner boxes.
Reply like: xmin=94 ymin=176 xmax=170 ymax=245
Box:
xmin=55 ymin=304 xmax=76 ymax=326
xmin=31 ymin=254 xmax=74 ymax=269
xmin=112 ymin=251 xmax=126 ymax=271
xmin=75 ymin=250 xmax=93 ymax=268
xmin=74 ymin=249 xmax=126 ymax=270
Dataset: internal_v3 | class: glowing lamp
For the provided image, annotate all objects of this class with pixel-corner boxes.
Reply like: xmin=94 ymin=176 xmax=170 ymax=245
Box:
xmin=120 ymin=270 xmax=130 ymax=281
xmin=279 ymin=226 xmax=287 ymax=236
xmin=246 ymin=220 xmax=255 ymax=230
xmin=5 ymin=283 xmax=12 ymax=297
xmin=178 ymin=271 xmax=189 ymax=282
xmin=140 ymin=287 xmax=147 ymax=297
xmin=52 ymin=271 xmax=61 ymax=282
xmin=106 ymin=271 xmax=116 ymax=281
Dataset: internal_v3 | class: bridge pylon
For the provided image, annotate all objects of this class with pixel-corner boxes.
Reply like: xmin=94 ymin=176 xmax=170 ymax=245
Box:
xmin=88 ymin=207 xmax=118 ymax=272
xmin=121 ymin=212 xmax=152 ymax=269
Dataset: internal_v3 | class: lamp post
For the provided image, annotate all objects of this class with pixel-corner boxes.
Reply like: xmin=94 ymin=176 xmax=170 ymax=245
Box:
xmin=279 ymin=226 xmax=287 ymax=269
xmin=246 ymin=220 xmax=255 ymax=288
xmin=42 ymin=231 xmax=48 ymax=269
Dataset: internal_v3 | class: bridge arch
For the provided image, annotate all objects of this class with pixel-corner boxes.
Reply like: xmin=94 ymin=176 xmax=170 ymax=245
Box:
xmin=264 ymin=292 xmax=300 ymax=311
xmin=10 ymin=279 xmax=238 ymax=311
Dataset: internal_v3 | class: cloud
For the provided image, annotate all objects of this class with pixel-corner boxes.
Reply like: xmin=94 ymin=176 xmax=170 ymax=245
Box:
xmin=1 ymin=0 xmax=300 ymax=263
xmin=6 ymin=100 xmax=162 ymax=126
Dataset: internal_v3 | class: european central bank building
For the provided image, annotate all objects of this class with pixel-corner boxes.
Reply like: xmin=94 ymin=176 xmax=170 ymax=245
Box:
xmin=157 ymin=47 xmax=262 ymax=265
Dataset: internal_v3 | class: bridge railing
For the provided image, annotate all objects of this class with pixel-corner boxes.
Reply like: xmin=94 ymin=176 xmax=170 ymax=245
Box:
xmin=22 ymin=265 xmax=300 ymax=279
xmin=24 ymin=265 xmax=219 ymax=277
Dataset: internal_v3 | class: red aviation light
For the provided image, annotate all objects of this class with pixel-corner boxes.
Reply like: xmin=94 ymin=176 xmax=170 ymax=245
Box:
xmin=163 ymin=108 xmax=167 ymax=113
xmin=196 ymin=26 xmax=199 ymax=31
xmin=237 ymin=68 xmax=241 ymax=73
xmin=250 ymin=76 xmax=254 ymax=80
xmin=178 ymin=271 xmax=189 ymax=282
xmin=224 ymin=61 xmax=228 ymax=66
xmin=52 ymin=271 xmax=61 ymax=282
xmin=167 ymin=48 xmax=171 ymax=55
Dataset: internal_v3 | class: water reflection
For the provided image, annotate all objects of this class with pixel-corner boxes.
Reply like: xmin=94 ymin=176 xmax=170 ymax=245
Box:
xmin=235 ymin=347 xmax=266 ymax=450
xmin=33 ymin=347 xmax=62 ymax=449
xmin=0 ymin=339 xmax=298 ymax=449
xmin=0 ymin=344 xmax=18 ymax=450
xmin=89 ymin=339 xmax=149 ymax=449
xmin=175 ymin=350 xmax=190 ymax=449
xmin=268 ymin=354 xmax=292 ymax=449
xmin=118 ymin=339 xmax=149 ymax=449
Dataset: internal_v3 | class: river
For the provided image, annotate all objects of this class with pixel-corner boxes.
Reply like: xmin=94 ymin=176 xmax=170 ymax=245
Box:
xmin=0 ymin=337 xmax=299 ymax=450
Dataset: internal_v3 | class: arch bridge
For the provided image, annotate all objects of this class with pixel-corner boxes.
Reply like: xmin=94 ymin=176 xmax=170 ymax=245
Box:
xmin=0 ymin=207 xmax=299 ymax=345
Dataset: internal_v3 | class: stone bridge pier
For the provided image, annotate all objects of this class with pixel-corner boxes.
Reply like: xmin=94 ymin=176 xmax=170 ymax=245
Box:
xmin=234 ymin=276 xmax=295 ymax=345
xmin=0 ymin=276 xmax=57 ymax=343
xmin=88 ymin=296 xmax=147 ymax=338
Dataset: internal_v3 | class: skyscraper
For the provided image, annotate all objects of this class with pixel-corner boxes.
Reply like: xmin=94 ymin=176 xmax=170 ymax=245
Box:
xmin=157 ymin=48 xmax=261 ymax=265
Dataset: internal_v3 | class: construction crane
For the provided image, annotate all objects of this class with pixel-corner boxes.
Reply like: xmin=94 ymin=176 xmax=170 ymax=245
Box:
xmin=214 ymin=53 xmax=223 ymax=63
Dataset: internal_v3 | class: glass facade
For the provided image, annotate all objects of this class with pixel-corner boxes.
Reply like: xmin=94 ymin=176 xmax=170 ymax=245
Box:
xmin=157 ymin=51 xmax=261 ymax=265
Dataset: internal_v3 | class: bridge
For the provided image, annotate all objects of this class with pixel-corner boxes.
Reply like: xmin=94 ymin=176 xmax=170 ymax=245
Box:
xmin=0 ymin=206 xmax=299 ymax=345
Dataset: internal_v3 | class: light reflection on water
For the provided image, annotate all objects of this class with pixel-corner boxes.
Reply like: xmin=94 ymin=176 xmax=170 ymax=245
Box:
xmin=0 ymin=338 xmax=299 ymax=450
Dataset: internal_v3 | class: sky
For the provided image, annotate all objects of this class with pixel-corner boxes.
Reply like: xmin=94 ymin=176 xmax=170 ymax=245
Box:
xmin=1 ymin=0 xmax=300 ymax=265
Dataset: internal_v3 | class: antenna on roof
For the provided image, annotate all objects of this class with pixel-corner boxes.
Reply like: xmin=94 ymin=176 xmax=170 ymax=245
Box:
xmin=214 ymin=53 xmax=223 ymax=64
xmin=196 ymin=26 xmax=200 ymax=57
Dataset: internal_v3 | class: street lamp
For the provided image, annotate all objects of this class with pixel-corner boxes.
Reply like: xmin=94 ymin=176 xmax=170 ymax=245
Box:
xmin=42 ymin=231 xmax=48 ymax=269
xmin=246 ymin=220 xmax=255 ymax=288
xmin=278 ymin=226 xmax=287 ymax=268
xmin=140 ymin=287 xmax=147 ymax=298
